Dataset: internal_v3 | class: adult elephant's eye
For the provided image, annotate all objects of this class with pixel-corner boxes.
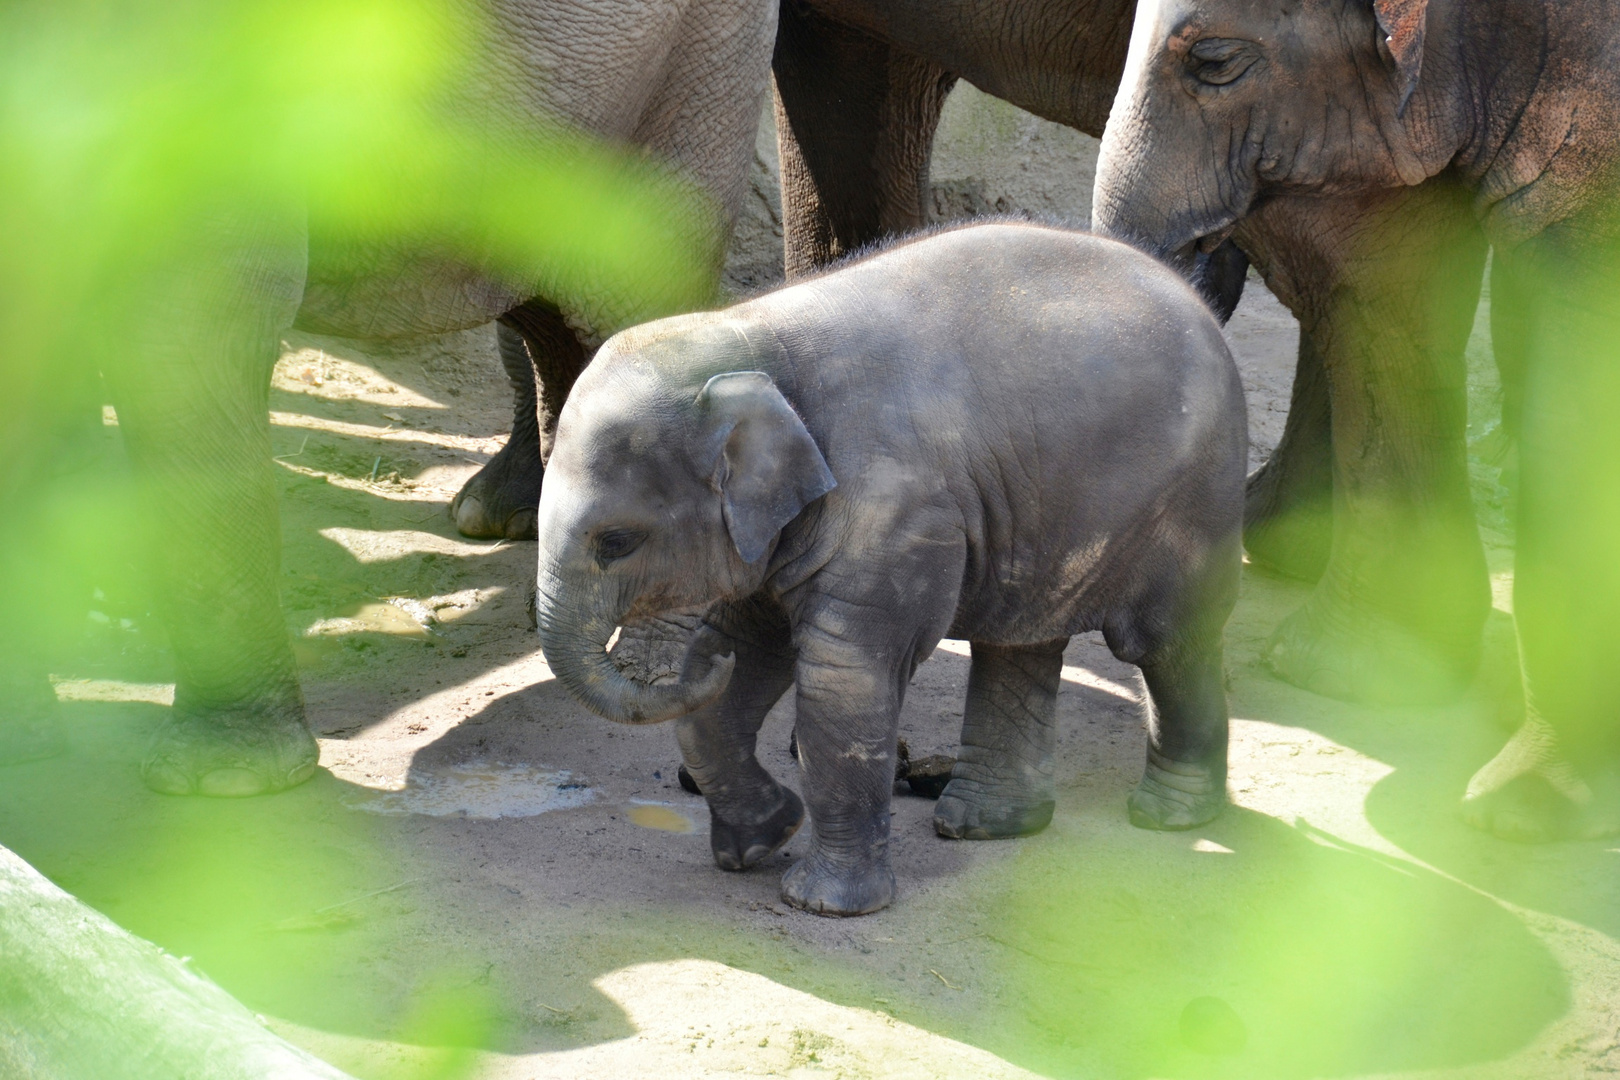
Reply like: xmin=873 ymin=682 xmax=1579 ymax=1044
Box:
xmin=595 ymin=528 xmax=646 ymax=564
xmin=1186 ymin=39 xmax=1259 ymax=87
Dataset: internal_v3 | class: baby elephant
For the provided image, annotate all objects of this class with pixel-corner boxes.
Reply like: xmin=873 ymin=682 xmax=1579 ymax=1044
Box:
xmin=533 ymin=222 xmax=1246 ymax=916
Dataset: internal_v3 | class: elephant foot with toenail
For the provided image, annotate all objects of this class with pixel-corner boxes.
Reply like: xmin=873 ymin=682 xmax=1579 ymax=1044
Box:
xmin=451 ymin=443 xmax=543 ymax=540
xmin=711 ymin=788 xmax=805 ymax=870
xmin=141 ymin=704 xmax=319 ymax=797
xmin=781 ymin=848 xmax=896 ymax=917
xmin=1128 ymin=750 xmax=1224 ymax=831
xmin=933 ymin=778 xmax=1054 ymax=839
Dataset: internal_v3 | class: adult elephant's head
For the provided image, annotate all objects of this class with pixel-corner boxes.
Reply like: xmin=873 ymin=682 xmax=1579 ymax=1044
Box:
xmin=531 ymin=322 xmax=836 ymax=725
xmin=1092 ymin=0 xmax=1459 ymax=279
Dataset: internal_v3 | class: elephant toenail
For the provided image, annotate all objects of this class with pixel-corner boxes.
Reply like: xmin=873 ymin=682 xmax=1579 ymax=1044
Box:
xmin=453 ymin=497 xmax=485 ymax=532
xmin=197 ymin=767 xmax=267 ymax=798
xmin=504 ymin=507 xmax=537 ymax=539
xmin=141 ymin=761 xmax=194 ymax=796
xmin=933 ymin=795 xmax=969 ymax=838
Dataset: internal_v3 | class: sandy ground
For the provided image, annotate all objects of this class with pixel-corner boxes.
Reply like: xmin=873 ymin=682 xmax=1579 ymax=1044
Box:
xmin=3 ymin=90 xmax=1615 ymax=1080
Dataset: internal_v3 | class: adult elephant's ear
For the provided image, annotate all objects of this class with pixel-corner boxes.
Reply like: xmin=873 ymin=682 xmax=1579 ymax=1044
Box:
xmin=1372 ymin=0 xmax=1427 ymax=115
xmin=697 ymin=371 xmax=837 ymax=564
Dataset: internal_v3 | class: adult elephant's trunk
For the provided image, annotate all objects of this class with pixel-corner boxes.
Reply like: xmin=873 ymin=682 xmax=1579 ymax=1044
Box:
xmin=534 ymin=573 xmax=733 ymax=725
xmin=1091 ymin=37 xmax=1249 ymax=324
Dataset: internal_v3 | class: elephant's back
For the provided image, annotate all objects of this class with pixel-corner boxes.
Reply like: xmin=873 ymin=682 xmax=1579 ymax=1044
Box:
xmin=760 ymin=221 xmax=1247 ymax=644
xmin=787 ymin=221 xmax=1226 ymax=357
xmin=768 ymin=222 xmax=1243 ymax=449
xmin=841 ymin=221 xmax=1223 ymax=353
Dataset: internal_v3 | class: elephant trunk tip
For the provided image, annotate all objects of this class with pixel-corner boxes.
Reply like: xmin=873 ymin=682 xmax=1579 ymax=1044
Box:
xmin=537 ymin=604 xmax=736 ymax=726
xmin=619 ymin=650 xmax=736 ymax=725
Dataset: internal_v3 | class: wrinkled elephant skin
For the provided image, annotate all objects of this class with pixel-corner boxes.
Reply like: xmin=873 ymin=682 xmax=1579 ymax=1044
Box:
xmin=1091 ymin=0 xmax=1620 ymax=839
xmin=53 ymin=0 xmax=779 ymax=797
xmin=774 ymin=0 xmax=1495 ymax=709
xmin=533 ymin=224 xmax=1246 ymax=915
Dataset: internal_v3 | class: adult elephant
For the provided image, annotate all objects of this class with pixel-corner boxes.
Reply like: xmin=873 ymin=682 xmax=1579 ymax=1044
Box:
xmin=770 ymin=0 xmax=1491 ymax=706
xmin=1090 ymin=0 xmax=1620 ymax=839
xmin=6 ymin=0 xmax=779 ymax=798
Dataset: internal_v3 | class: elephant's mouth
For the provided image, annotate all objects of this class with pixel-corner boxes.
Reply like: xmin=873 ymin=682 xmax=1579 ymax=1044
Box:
xmin=1185 ymin=234 xmax=1249 ymax=325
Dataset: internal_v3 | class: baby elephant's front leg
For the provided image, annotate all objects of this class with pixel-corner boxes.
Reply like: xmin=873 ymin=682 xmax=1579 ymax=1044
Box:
xmin=675 ymin=610 xmax=803 ymax=871
xmin=935 ymin=639 xmax=1066 ymax=839
xmin=781 ymin=634 xmax=904 ymax=916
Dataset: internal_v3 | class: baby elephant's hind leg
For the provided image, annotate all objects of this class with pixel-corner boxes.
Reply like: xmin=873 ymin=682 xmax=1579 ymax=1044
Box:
xmin=1129 ymin=630 xmax=1228 ymax=830
xmin=935 ymin=639 xmax=1066 ymax=840
xmin=675 ymin=601 xmax=803 ymax=871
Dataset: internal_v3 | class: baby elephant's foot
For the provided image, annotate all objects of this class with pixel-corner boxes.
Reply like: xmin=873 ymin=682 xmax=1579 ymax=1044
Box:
xmin=781 ymin=848 xmax=896 ymax=917
xmin=141 ymin=704 xmax=319 ymax=797
xmin=1128 ymin=750 xmax=1224 ymax=830
xmin=933 ymin=778 xmax=1053 ymax=839
xmin=710 ymin=788 xmax=805 ymax=871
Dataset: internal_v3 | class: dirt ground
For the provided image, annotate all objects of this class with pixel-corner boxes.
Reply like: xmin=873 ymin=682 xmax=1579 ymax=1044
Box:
xmin=3 ymin=91 xmax=1616 ymax=1080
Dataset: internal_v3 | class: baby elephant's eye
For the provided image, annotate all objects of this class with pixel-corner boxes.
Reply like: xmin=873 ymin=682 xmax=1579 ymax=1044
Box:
xmin=595 ymin=528 xmax=646 ymax=563
xmin=1186 ymin=38 xmax=1259 ymax=87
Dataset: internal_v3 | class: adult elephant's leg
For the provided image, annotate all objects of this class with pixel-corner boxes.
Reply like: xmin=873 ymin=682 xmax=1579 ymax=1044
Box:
xmin=0 ymin=665 xmax=64 ymax=764
xmin=934 ymin=639 xmax=1065 ymax=840
xmin=1462 ymin=244 xmax=1620 ymax=841
xmin=505 ymin=300 xmax=595 ymax=469
xmin=1241 ymin=333 xmax=1334 ymax=582
xmin=448 ymin=322 xmax=545 ymax=540
xmin=449 ymin=300 xmax=589 ymax=540
xmin=675 ymin=597 xmax=803 ymax=870
xmin=0 ymin=530 xmax=69 ymax=763
xmin=0 ymin=367 xmax=106 ymax=764
xmin=455 ymin=0 xmax=771 ymax=540
xmin=106 ymin=211 xmax=317 ymax=797
xmin=1488 ymin=247 xmax=1532 ymax=447
xmin=774 ymin=0 xmax=955 ymax=276
xmin=1239 ymin=180 xmax=1491 ymax=704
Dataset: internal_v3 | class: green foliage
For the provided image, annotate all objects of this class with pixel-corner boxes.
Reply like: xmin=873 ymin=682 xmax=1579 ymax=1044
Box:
xmin=0 ymin=0 xmax=716 ymax=480
xmin=388 ymin=970 xmax=504 ymax=1080
xmin=0 ymin=0 xmax=718 ymax=680
xmin=0 ymin=6 xmax=717 ymax=1066
xmin=986 ymin=811 xmax=1568 ymax=1078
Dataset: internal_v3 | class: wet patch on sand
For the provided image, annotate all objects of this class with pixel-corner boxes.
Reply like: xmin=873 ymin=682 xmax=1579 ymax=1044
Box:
xmin=344 ymin=761 xmax=594 ymax=819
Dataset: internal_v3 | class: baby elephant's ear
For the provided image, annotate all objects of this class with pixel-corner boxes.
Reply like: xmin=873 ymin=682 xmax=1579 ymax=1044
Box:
xmin=697 ymin=371 xmax=836 ymax=564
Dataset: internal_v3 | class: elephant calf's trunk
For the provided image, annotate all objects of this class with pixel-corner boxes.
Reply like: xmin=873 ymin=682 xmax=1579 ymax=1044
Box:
xmin=535 ymin=587 xmax=733 ymax=725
